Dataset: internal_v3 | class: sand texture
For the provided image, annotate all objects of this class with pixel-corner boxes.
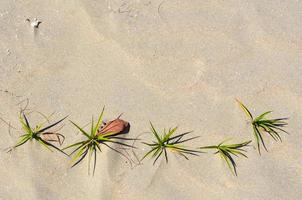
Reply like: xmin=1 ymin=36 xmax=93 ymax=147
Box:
xmin=0 ymin=0 xmax=302 ymax=199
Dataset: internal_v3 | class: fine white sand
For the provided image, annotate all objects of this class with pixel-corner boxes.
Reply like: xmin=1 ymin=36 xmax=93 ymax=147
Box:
xmin=0 ymin=0 xmax=302 ymax=199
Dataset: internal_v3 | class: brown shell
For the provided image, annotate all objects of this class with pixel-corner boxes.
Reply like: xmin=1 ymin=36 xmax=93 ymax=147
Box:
xmin=97 ymin=118 xmax=129 ymax=136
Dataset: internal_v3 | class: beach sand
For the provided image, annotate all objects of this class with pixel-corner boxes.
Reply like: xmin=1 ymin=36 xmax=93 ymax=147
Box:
xmin=0 ymin=0 xmax=302 ymax=199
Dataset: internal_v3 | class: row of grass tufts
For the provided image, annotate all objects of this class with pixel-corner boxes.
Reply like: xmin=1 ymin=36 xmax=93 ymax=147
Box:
xmin=6 ymin=100 xmax=289 ymax=176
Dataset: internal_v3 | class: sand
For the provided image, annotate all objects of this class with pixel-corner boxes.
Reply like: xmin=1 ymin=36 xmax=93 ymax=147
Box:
xmin=0 ymin=0 xmax=302 ymax=199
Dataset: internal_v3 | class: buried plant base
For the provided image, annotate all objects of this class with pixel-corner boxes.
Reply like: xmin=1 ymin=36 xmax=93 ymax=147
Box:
xmin=200 ymin=140 xmax=251 ymax=176
xmin=236 ymin=99 xmax=289 ymax=155
xmin=63 ymin=107 xmax=135 ymax=175
xmin=141 ymin=122 xmax=201 ymax=165
xmin=7 ymin=112 xmax=67 ymax=155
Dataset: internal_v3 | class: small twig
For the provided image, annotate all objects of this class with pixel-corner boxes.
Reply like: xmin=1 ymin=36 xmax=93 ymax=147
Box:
xmin=131 ymin=131 xmax=150 ymax=166
xmin=158 ymin=0 xmax=165 ymax=17
xmin=34 ymin=111 xmax=55 ymax=124
xmin=16 ymin=98 xmax=30 ymax=114
xmin=0 ymin=117 xmax=17 ymax=130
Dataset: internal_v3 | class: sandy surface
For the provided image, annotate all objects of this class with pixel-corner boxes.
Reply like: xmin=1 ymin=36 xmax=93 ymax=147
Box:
xmin=0 ymin=0 xmax=302 ymax=199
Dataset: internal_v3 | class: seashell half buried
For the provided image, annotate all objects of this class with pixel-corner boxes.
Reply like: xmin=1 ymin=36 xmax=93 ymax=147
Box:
xmin=97 ymin=118 xmax=129 ymax=136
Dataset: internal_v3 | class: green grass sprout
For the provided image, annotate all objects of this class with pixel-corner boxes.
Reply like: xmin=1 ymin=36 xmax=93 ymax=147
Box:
xmin=7 ymin=112 xmax=67 ymax=155
xmin=200 ymin=140 xmax=251 ymax=176
xmin=141 ymin=122 xmax=201 ymax=165
xmin=236 ymin=99 xmax=289 ymax=155
xmin=63 ymin=107 xmax=135 ymax=175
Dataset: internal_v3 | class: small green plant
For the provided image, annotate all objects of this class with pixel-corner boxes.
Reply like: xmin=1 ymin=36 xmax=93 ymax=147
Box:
xmin=141 ymin=122 xmax=201 ymax=165
xmin=63 ymin=107 xmax=134 ymax=175
xmin=200 ymin=140 xmax=251 ymax=176
xmin=7 ymin=113 xmax=67 ymax=155
xmin=237 ymin=99 xmax=289 ymax=154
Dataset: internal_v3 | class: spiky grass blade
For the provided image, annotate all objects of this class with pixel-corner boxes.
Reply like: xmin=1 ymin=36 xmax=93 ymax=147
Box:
xmin=38 ymin=138 xmax=69 ymax=156
xmin=150 ymin=122 xmax=162 ymax=144
xmin=71 ymin=148 xmax=89 ymax=168
xmin=255 ymin=111 xmax=272 ymax=121
xmin=69 ymin=120 xmax=91 ymax=139
xmin=7 ymin=136 xmax=31 ymax=152
xmin=19 ymin=115 xmax=32 ymax=134
xmin=93 ymin=106 xmax=105 ymax=136
xmin=200 ymin=140 xmax=251 ymax=176
xmin=36 ymin=116 xmax=68 ymax=134
xmin=142 ymin=123 xmax=201 ymax=165
xmin=62 ymin=141 xmax=86 ymax=151
xmin=254 ymin=125 xmax=267 ymax=154
xmin=88 ymin=145 xmax=94 ymax=174
xmin=68 ymin=142 xmax=89 ymax=157
xmin=141 ymin=146 xmax=158 ymax=161
xmin=153 ymin=148 xmax=163 ymax=165
xmin=22 ymin=114 xmax=31 ymax=131
xmin=163 ymin=127 xmax=178 ymax=142
xmin=37 ymin=138 xmax=54 ymax=152
xmin=92 ymin=147 xmax=97 ymax=175
xmin=236 ymin=99 xmax=253 ymax=120
xmin=237 ymin=100 xmax=289 ymax=155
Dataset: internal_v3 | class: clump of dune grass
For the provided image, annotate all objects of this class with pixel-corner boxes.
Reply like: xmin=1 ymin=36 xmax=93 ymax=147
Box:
xmin=200 ymin=140 xmax=251 ymax=176
xmin=141 ymin=122 xmax=201 ymax=165
xmin=237 ymin=99 xmax=289 ymax=155
xmin=7 ymin=112 xmax=67 ymax=155
xmin=63 ymin=107 xmax=135 ymax=175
